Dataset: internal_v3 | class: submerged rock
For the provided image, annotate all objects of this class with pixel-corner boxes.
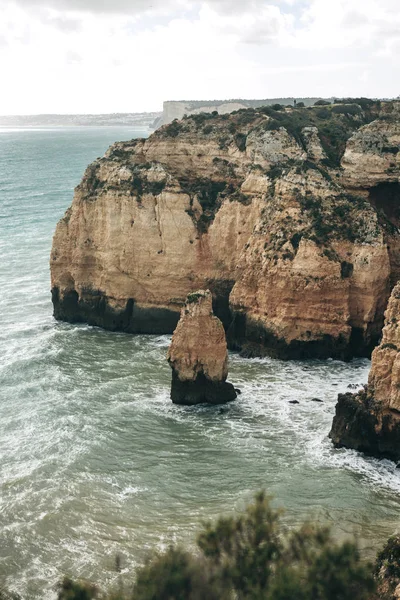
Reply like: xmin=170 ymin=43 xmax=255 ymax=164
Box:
xmin=167 ymin=290 xmax=237 ymax=405
xmin=330 ymin=282 xmax=400 ymax=461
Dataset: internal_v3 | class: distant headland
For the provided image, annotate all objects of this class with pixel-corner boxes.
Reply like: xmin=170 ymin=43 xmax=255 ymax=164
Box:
xmin=0 ymin=112 xmax=161 ymax=128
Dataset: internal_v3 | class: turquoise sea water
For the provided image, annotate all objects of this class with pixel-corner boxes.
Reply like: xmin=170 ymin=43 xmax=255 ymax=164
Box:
xmin=1 ymin=126 xmax=400 ymax=599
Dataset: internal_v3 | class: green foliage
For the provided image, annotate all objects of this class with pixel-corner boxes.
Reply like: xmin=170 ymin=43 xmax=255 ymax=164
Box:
xmin=331 ymin=104 xmax=362 ymax=116
xmin=235 ymin=132 xmax=247 ymax=151
xmin=203 ymin=124 xmax=213 ymax=135
xmin=133 ymin=492 xmax=374 ymax=600
xmin=198 ymin=492 xmax=283 ymax=597
xmin=163 ymin=119 xmax=182 ymax=137
xmin=375 ymin=535 xmax=400 ymax=581
xmin=290 ymin=232 xmax=302 ymax=250
xmin=304 ymin=540 xmax=374 ymax=600
xmin=178 ymin=177 xmax=227 ymax=232
xmin=186 ymin=292 xmax=205 ymax=304
xmin=340 ymin=261 xmax=354 ymax=279
xmin=296 ymin=191 xmax=372 ymax=246
xmin=264 ymin=119 xmax=281 ymax=131
xmin=56 ymin=577 xmax=98 ymax=600
xmin=381 ymin=343 xmax=398 ymax=351
xmin=314 ymin=100 xmax=331 ymax=106
xmin=130 ymin=172 xmax=166 ymax=198
xmin=335 ymin=97 xmax=375 ymax=110
xmin=54 ymin=492 xmax=378 ymax=600
xmin=132 ymin=547 xmax=226 ymax=600
xmin=268 ymin=165 xmax=283 ymax=180
xmin=189 ymin=112 xmax=215 ymax=126
xmin=315 ymin=108 xmax=330 ymax=120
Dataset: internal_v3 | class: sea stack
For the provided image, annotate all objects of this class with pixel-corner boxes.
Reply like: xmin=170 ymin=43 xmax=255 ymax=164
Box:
xmin=330 ymin=282 xmax=400 ymax=461
xmin=167 ymin=290 xmax=237 ymax=405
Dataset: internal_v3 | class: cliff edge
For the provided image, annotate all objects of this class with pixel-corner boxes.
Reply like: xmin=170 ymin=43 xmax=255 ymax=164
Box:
xmin=330 ymin=282 xmax=400 ymax=461
xmin=51 ymin=100 xmax=400 ymax=360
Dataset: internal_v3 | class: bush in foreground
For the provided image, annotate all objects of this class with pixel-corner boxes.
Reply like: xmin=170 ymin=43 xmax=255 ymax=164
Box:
xmin=54 ymin=491 xmax=379 ymax=600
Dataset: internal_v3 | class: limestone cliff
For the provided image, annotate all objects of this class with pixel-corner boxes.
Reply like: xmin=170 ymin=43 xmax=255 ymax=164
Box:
xmin=167 ymin=290 xmax=236 ymax=405
xmin=51 ymin=100 xmax=400 ymax=359
xmin=330 ymin=282 xmax=400 ymax=461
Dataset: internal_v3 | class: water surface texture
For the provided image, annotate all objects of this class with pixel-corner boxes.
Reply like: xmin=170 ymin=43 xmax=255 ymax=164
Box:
xmin=1 ymin=127 xmax=400 ymax=598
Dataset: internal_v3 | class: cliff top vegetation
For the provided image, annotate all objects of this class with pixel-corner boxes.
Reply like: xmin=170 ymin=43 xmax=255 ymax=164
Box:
xmin=158 ymin=98 xmax=387 ymax=168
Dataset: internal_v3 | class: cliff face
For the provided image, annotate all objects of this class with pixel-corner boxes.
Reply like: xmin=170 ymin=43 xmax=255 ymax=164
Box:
xmin=51 ymin=101 xmax=400 ymax=359
xmin=167 ymin=290 xmax=236 ymax=405
xmin=330 ymin=283 xmax=400 ymax=461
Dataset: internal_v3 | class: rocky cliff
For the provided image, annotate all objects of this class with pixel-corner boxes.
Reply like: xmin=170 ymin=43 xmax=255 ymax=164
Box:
xmin=330 ymin=282 xmax=400 ymax=461
xmin=51 ymin=100 xmax=400 ymax=359
xmin=167 ymin=290 xmax=236 ymax=405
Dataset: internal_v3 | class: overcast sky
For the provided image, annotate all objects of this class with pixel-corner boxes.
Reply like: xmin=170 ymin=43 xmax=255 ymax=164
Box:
xmin=0 ymin=0 xmax=398 ymax=114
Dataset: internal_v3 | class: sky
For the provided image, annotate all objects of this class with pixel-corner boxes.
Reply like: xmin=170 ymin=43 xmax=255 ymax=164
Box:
xmin=0 ymin=0 xmax=399 ymax=115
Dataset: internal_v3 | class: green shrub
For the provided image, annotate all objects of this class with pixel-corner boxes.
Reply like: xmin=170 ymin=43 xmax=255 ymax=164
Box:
xmin=336 ymin=98 xmax=375 ymax=109
xmin=235 ymin=132 xmax=247 ymax=151
xmin=134 ymin=492 xmax=374 ymax=600
xmin=331 ymin=104 xmax=362 ymax=116
xmin=133 ymin=547 xmax=226 ymax=600
xmin=56 ymin=577 xmax=98 ymax=600
xmin=54 ymin=493 xmax=378 ymax=600
xmin=314 ymin=100 xmax=331 ymax=106
xmin=315 ymin=108 xmax=330 ymax=120
xmin=375 ymin=535 xmax=400 ymax=581
xmin=163 ymin=119 xmax=182 ymax=137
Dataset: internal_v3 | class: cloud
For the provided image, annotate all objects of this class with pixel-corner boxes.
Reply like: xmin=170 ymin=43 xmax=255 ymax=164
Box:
xmin=45 ymin=14 xmax=82 ymax=32
xmin=0 ymin=0 xmax=399 ymax=115
xmin=198 ymin=3 xmax=293 ymax=45
xmin=2 ymin=0 xmax=192 ymax=15
xmin=341 ymin=10 xmax=369 ymax=27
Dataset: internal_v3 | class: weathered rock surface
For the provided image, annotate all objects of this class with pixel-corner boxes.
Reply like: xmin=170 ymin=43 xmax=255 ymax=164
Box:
xmin=330 ymin=282 xmax=400 ymax=461
xmin=51 ymin=100 xmax=400 ymax=359
xmin=167 ymin=290 xmax=236 ymax=405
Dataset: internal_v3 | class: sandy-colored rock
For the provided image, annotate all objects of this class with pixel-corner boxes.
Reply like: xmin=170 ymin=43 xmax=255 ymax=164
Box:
xmin=229 ymin=168 xmax=390 ymax=359
xmin=51 ymin=101 xmax=400 ymax=359
xmin=368 ymin=282 xmax=400 ymax=411
xmin=167 ymin=290 xmax=237 ymax=405
xmin=341 ymin=108 xmax=400 ymax=188
xmin=330 ymin=283 xmax=400 ymax=460
xmin=302 ymin=126 xmax=327 ymax=162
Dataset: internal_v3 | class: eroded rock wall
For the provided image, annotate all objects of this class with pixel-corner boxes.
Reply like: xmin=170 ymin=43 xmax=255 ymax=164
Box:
xmin=330 ymin=282 xmax=400 ymax=461
xmin=51 ymin=101 xmax=400 ymax=358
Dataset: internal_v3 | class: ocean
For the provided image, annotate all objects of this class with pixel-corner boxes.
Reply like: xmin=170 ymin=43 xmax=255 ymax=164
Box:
xmin=0 ymin=126 xmax=399 ymax=599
